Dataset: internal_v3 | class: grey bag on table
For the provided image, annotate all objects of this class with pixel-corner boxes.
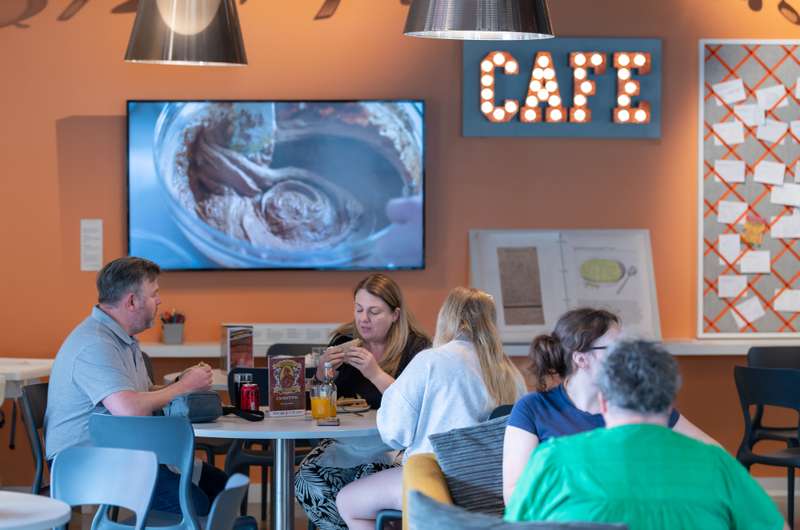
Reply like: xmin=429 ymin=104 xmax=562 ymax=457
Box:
xmin=163 ymin=391 xmax=223 ymax=423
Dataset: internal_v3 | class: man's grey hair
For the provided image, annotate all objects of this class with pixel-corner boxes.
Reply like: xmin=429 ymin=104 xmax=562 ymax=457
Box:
xmin=597 ymin=339 xmax=681 ymax=415
xmin=97 ymin=256 xmax=160 ymax=306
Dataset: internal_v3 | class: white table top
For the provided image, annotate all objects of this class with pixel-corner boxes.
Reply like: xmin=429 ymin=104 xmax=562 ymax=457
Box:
xmin=193 ymin=409 xmax=378 ymax=440
xmin=0 ymin=491 xmax=71 ymax=530
xmin=0 ymin=358 xmax=53 ymax=381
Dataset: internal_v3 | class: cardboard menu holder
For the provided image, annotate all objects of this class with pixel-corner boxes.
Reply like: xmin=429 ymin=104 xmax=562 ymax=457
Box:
xmin=268 ymin=355 xmax=306 ymax=417
xmin=221 ymin=325 xmax=254 ymax=371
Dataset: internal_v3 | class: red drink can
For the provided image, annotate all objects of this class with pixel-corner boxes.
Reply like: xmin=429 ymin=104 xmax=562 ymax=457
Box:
xmin=240 ymin=383 xmax=260 ymax=412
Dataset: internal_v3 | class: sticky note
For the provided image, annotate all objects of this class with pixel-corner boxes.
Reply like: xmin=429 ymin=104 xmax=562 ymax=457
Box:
xmin=791 ymin=120 xmax=800 ymax=142
xmin=717 ymin=200 xmax=748 ymax=224
xmin=734 ymin=104 xmax=765 ymax=126
xmin=756 ymin=119 xmax=788 ymax=144
xmin=732 ymin=296 xmax=766 ymax=329
xmin=713 ymin=78 xmax=747 ymax=105
xmin=771 ymin=182 xmax=800 ymax=207
xmin=719 ymin=275 xmax=748 ymax=299
xmin=714 ymin=159 xmax=746 ymax=183
xmin=754 ymin=161 xmax=786 ymax=185
xmin=739 ymin=250 xmax=771 ymax=274
xmin=713 ymin=121 xmax=745 ymax=146
xmin=774 ymin=289 xmax=800 ymax=312
xmin=718 ymin=233 xmax=741 ymax=266
xmin=770 ymin=213 xmax=800 ymax=238
xmin=756 ymin=84 xmax=788 ymax=111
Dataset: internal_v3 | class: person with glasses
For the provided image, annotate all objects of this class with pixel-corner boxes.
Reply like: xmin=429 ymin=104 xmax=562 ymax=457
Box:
xmin=502 ymin=308 xmax=717 ymax=504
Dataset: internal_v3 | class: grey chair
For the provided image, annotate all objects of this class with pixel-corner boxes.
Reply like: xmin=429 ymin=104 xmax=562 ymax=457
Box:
xmin=20 ymin=382 xmax=49 ymax=494
xmin=205 ymin=474 xmax=251 ymax=530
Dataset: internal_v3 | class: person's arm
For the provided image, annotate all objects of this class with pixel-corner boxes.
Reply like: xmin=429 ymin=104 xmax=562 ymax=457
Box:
xmin=502 ymin=425 xmax=540 ymax=504
xmin=673 ymin=414 xmax=721 ymax=446
xmin=102 ymin=365 xmax=213 ymax=416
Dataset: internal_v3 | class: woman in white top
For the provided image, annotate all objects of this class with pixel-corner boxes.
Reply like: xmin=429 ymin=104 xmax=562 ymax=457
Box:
xmin=336 ymin=286 xmax=526 ymax=530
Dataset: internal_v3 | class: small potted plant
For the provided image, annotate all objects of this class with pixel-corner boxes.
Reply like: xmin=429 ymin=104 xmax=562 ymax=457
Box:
xmin=161 ymin=309 xmax=186 ymax=345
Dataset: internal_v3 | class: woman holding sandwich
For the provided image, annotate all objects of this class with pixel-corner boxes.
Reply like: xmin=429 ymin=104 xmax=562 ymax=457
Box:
xmin=295 ymin=273 xmax=430 ymax=530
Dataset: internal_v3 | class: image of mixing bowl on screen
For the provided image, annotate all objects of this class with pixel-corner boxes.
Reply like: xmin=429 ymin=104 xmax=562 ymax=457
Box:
xmin=131 ymin=100 xmax=424 ymax=270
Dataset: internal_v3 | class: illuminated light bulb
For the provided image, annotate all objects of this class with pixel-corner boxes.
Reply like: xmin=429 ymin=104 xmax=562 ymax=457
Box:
xmin=591 ymin=53 xmax=603 ymax=66
xmin=543 ymin=68 xmax=555 ymax=80
xmin=618 ymin=54 xmax=630 ymax=67
xmin=537 ymin=55 xmax=550 ymax=68
xmin=526 ymin=96 xmax=539 ymax=107
xmin=634 ymin=109 xmax=647 ymax=122
xmin=493 ymin=108 xmax=506 ymax=120
xmin=618 ymin=109 xmax=630 ymax=122
xmin=481 ymin=101 xmax=494 ymax=113
xmin=574 ymin=94 xmax=587 ymax=106
xmin=481 ymin=88 xmax=494 ymax=100
xmin=533 ymin=68 xmax=544 ymax=80
xmin=524 ymin=109 xmax=537 ymax=121
xmin=481 ymin=60 xmax=493 ymax=72
xmin=580 ymin=81 xmax=593 ymax=93
xmin=634 ymin=53 xmax=646 ymax=66
xmin=574 ymin=68 xmax=587 ymax=80
xmin=545 ymin=80 xmax=557 ymax=92
xmin=625 ymin=81 xmax=638 ymax=94
xmin=618 ymin=68 xmax=631 ymax=80
xmin=481 ymin=75 xmax=493 ymax=87
xmin=574 ymin=53 xmax=586 ymax=66
xmin=493 ymin=52 xmax=505 ymax=66
xmin=574 ymin=108 xmax=586 ymax=122
xmin=529 ymin=80 xmax=542 ymax=91
xmin=617 ymin=94 xmax=631 ymax=106
xmin=505 ymin=100 xmax=518 ymax=113
xmin=537 ymin=89 xmax=549 ymax=100
xmin=550 ymin=108 xmax=563 ymax=121
xmin=548 ymin=95 xmax=561 ymax=107
xmin=505 ymin=60 xmax=518 ymax=74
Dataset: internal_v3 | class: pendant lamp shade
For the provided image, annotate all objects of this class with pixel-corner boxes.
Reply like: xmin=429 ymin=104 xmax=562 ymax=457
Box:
xmin=125 ymin=0 xmax=247 ymax=66
xmin=404 ymin=0 xmax=554 ymax=40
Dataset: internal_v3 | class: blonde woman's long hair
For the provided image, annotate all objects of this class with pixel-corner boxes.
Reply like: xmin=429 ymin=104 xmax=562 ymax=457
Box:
xmin=333 ymin=273 xmax=429 ymax=377
xmin=433 ymin=287 xmax=522 ymax=406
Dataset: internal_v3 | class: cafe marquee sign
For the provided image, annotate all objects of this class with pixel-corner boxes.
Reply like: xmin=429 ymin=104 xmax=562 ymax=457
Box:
xmin=462 ymin=38 xmax=662 ymax=138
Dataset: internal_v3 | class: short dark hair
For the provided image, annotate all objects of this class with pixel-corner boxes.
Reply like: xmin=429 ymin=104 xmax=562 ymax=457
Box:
xmin=597 ymin=340 xmax=681 ymax=415
xmin=96 ymin=257 xmax=160 ymax=306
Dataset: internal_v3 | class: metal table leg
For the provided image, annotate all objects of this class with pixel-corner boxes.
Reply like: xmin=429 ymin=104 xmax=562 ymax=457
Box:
xmin=271 ymin=438 xmax=295 ymax=530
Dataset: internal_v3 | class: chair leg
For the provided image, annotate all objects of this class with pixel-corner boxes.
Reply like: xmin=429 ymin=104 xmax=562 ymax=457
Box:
xmin=261 ymin=464 xmax=267 ymax=521
xmin=789 ymin=467 xmax=795 ymax=530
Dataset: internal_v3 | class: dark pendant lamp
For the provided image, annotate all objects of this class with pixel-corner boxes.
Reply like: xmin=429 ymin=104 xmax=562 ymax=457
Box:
xmin=125 ymin=0 xmax=247 ymax=66
xmin=404 ymin=0 xmax=554 ymax=40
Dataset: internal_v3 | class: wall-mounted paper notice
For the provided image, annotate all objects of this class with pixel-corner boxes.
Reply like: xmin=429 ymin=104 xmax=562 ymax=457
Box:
xmin=756 ymin=119 xmax=788 ymax=144
xmin=756 ymin=84 xmax=788 ymax=111
xmin=774 ymin=289 xmax=800 ymax=312
xmin=718 ymin=274 xmax=748 ymax=298
xmin=713 ymin=121 xmax=745 ymax=146
xmin=739 ymin=250 xmax=771 ymax=274
xmin=796 ymin=161 xmax=800 ymax=183
xmin=717 ymin=200 xmax=748 ymax=224
xmin=796 ymin=77 xmax=800 ymax=99
xmin=770 ymin=213 xmax=800 ymax=238
xmin=771 ymin=182 xmax=800 ymax=207
xmin=733 ymin=103 xmax=765 ymax=126
xmin=792 ymin=120 xmax=800 ymax=142
xmin=714 ymin=159 xmax=746 ymax=183
xmin=718 ymin=233 xmax=741 ymax=265
xmin=713 ymin=78 xmax=747 ymax=105
xmin=80 ymin=219 xmax=103 ymax=272
xmin=754 ymin=160 xmax=786 ymax=185
xmin=732 ymin=296 xmax=766 ymax=329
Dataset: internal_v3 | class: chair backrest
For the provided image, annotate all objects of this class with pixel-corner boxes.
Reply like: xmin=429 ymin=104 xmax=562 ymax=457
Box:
xmin=205 ymin=473 xmax=250 ymax=530
xmin=89 ymin=414 xmax=199 ymax=530
xmin=20 ymin=382 xmax=48 ymax=494
xmin=52 ymin=446 xmax=158 ymax=530
xmin=141 ymin=351 xmax=156 ymax=386
xmin=734 ymin=366 xmax=800 ymax=447
xmin=227 ymin=367 xmax=268 ymax=408
xmin=266 ymin=343 xmax=325 ymax=357
xmin=489 ymin=404 xmax=513 ymax=419
xmin=747 ymin=346 xmax=800 ymax=369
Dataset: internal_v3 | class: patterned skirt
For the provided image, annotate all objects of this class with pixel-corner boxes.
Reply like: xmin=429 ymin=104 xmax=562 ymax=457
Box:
xmin=294 ymin=439 xmax=398 ymax=530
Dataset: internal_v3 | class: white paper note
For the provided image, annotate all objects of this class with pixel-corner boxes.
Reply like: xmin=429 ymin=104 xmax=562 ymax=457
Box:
xmin=756 ymin=119 xmax=788 ymax=143
xmin=714 ymin=159 xmax=746 ymax=183
xmin=713 ymin=78 xmax=747 ymax=105
xmin=796 ymin=77 xmax=800 ymax=99
xmin=771 ymin=182 xmax=800 ymax=207
xmin=733 ymin=103 xmax=765 ymax=126
xmin=791 ymin=120 xmax=800 ymax=142
xmin=774 ymin=289 xmax=800 ymax=312
xmin=754 ymin=160 xmax=786 ymax=185
xmin=717 ymin=200 xmax=748 ymax=224
xmin=80 ymin=219 xmax=103 ymax=272
xmin=740 ymin=250 xmax=771 ymax=274
xmin=718 ymin=233 xmax=741 ymax=265
xmin=756 ymin=84 xmax=788 ymax=111
xmin=796 ymin=162 xmax=800 ymax=183
xmin=713 ymin=121 xmax=745 ymax=146
xmin=732 ymin=296 xmax=766 ymax=329
xmin=770 ymin=213 xmax=800 ymax=238
xmin=718 ymin=275 xmax=748 ymax=299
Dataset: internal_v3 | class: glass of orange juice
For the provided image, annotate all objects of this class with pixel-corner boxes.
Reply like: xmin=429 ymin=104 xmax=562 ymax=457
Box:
xmin=310 ymin=384 xmax=337 ymax=420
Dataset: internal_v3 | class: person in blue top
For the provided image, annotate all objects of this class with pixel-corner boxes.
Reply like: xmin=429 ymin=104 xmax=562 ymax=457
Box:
xmin=502 ymin=307 xmax=718 ymax=504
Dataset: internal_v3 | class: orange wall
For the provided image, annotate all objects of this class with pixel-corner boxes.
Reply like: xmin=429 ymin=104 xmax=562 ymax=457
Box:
xmin=1 ymin=0 xmax=798 ymax=484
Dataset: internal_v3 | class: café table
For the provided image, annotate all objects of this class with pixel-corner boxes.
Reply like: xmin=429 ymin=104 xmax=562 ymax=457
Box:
xmin=0 ymin=358 xmax=53 ymax=449
xmin=0 ymin=490 xmax=71 ymax=530
xmin=194 ymin=409 xmax=378 ymax=530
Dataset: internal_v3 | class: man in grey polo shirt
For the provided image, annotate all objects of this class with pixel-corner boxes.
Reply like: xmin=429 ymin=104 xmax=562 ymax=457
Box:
xmin=45 ymin=256 xmax=219 ymax=514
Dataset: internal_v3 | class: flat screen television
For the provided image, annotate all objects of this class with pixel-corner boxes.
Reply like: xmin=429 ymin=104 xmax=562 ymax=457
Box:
xmin=127 ymin=100 xmax=425 ymax=270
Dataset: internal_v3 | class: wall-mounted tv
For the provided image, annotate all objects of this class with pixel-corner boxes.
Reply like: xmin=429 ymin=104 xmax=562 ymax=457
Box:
xmin=127 ymin=100 xmax=424 ymax=270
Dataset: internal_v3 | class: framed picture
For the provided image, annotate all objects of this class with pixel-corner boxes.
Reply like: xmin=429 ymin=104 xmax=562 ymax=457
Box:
xmin=469 ymin=229 xmax=661 ymax=344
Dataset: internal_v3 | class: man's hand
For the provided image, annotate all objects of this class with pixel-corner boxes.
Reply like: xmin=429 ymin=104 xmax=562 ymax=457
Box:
xmin=178 ymin=364 xmax=213 ymax=393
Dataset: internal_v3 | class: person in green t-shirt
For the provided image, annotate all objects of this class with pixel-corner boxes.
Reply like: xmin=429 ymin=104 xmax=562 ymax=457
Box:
xmin=505 ymin=339 xmax=788 ymax=530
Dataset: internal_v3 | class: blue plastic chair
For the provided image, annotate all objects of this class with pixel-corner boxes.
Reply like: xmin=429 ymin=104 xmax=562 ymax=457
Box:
xmin=89 ymin=414 xmax=200 ymax=530
xmin=51 ymin=446 xmax=158 ymax=530
xmin=204 ymin=474 xmax=250 ymax=530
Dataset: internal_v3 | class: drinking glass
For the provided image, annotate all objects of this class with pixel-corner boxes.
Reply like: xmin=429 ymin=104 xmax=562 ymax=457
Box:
xmin=310 ymin=384 xmax=337 ymax=420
